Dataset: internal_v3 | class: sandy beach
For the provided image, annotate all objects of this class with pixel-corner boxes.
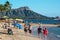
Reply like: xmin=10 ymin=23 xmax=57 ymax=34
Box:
xmin=0 ymin=22 xmax=59 ymax=40
xmin=0 ymin=22 xmax=42 ymax=40
xmin=0 ymin=0 xmax=60 ymax=40
xmin=0 ymin=27 xmax=41 ymax=40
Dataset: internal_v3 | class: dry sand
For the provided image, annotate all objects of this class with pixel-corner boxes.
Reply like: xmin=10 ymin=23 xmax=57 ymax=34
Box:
xmin=0 ymin=22 xmax=41 ymax=40
xmin=0 ymin=27 xmax=41 ymax=40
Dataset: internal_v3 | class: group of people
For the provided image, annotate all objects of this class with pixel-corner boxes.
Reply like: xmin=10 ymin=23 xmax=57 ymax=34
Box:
xmin=24 ymin=23 xmax=48 ymax=40
xmin=2 ymin=23 xmax=13 ymax=35
xmin=37 ymin=26 xmax=48 ymax=39
xmin=24 ymin=23 xmax=32 ymax=34
xmin=2 ymin=19 xmax=48 ymax=40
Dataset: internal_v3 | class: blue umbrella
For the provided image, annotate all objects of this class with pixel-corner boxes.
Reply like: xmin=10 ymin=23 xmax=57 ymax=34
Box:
xmin=13 ymin=23 xmax=23 ymax=29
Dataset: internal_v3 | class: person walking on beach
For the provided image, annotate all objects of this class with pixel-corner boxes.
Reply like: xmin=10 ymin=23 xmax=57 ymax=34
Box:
xmin=28 ymin=24 xmax=32 ymax=34
xmin=37 ymin=26 xmax=42 ymax=38
xmin=24 ymin=23 xmax=28 ymax=34
xmin=43 ymin=27 xmax=48 ymax=40
xmin=13 ymin=19 xmax=17 ymax=27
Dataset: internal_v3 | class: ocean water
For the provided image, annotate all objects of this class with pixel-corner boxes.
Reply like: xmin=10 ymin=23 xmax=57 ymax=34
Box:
xmin=24 ymin=20 xmax=60 ymax=37
xmin=31 ymin=26 xmax=60 ymax=40
xmin=24 ymin=19 xmax=60 ymax=24
xmin=47 ymin=27 xmax=60 ymax=38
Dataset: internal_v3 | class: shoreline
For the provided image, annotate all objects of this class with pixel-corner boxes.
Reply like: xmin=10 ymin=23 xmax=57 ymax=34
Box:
xmin=20 ymin=23 xmax=59 ymax=27
xmin=0 ymin=22 xmax=59 ymax=28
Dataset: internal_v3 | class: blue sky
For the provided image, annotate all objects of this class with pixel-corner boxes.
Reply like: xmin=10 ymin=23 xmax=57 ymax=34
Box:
xmin=0 ymin=0 xmax=60 ymax=17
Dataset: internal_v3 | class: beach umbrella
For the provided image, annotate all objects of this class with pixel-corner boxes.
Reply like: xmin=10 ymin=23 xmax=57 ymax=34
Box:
xmin=16 ymin=19 xmax=23 ymax=22
xmin=2 ymin=16 xmax=9 ymax=22
xmin=13 ymin=23 xmax=23 ymax=29
xmin=9 ymin=18 xmax=13 ymax=21
xmin=2 ymin=16 xmax=9 ymax=19
xmin=2 ymin=16 xmax=10 ymax=26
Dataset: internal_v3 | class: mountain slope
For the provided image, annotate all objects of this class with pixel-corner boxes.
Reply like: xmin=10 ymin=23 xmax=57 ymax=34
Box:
xmin=0 ymin=7 xmax=53 ymax=19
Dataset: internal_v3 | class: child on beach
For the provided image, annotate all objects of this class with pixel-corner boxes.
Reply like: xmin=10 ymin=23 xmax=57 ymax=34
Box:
xmin=43 ymin=27 xmax=48 ymax=40
xmin=28 ymin=24 xmax=32 ymax=34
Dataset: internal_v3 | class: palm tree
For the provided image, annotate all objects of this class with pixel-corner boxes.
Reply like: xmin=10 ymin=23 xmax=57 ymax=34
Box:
xmin=0 ymin=4 xmax=3 ymax=12
xmin=0 ymin=1 xmax=11 ymax=25
xmin=4 ymin=1 xmax=11 ymax=16
xmin=4 ymin=1 xmax=12 ymax=26
xmin=0 ymin=1 xmax=12 ymax=18
xmin=0 ymin=4 xmax=4 ymax=18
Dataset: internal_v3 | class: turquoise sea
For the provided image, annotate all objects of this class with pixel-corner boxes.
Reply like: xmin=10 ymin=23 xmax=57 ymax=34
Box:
xmin=31 ymin=26 xmax=60 ymax=40
xmin=24 ymin=19 xmax=60 ymax=24
xmin=47 ymin=27 xmax=60 ymax=36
